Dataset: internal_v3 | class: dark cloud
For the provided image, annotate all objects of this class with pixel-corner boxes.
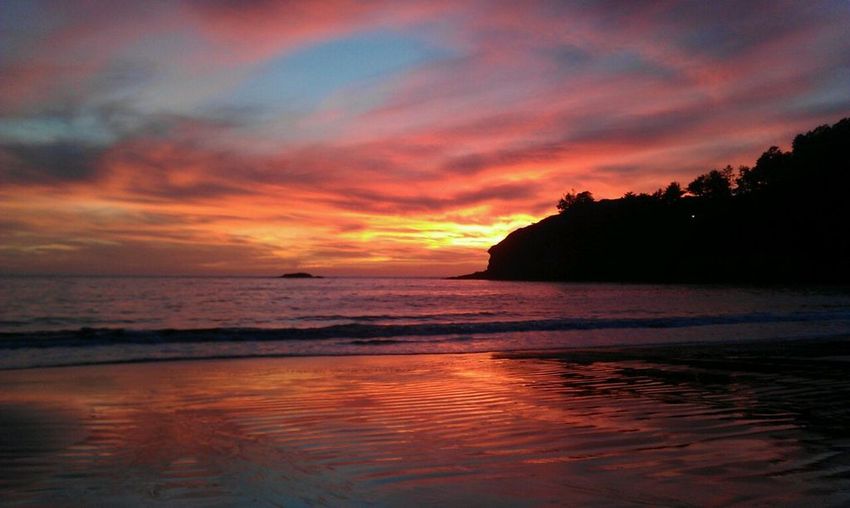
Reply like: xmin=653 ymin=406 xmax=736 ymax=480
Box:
xmin=322 ymin=181 xmax=539 ymax=214
xmin=188 ymin=0 xmax=281 ymax=14
xmin=558 ymin=0 xmax=812 ymax=59
xmin=0 ymin=141 xmax=104 ymax=184
xmin=0 ymin=238 xmax=286 ymax=276
xmin=441 ymin=140 xmax=566 ymax=175
xmin=594 ymin=163 xmax=642 ymax=175
xmin=567 ymin=110 xmax=705 ymax=145
xmin=440 ymin=107 xmax=710 ymax=175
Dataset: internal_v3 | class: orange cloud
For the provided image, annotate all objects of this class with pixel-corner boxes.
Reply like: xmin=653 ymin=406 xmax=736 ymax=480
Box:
xmin=1 ymin=1 xmax=849 ymax=275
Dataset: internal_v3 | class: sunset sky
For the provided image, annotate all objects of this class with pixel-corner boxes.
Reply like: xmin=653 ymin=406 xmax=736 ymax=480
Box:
xmin=2 ymin=1 xmax=849 ymax=276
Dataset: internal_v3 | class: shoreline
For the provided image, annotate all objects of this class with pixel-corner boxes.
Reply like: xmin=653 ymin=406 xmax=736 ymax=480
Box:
xmin=3 ymin=336 xmax=849 ymax=505
xmin=2 ymin=331 xmax=849 ymax=372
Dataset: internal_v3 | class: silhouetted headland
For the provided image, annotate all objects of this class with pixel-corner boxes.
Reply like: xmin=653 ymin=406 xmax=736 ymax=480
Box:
xmin=278 ymin=272 xmax=322 ymax=279
xmin=456 ymin=117 xmax=850 ymax=283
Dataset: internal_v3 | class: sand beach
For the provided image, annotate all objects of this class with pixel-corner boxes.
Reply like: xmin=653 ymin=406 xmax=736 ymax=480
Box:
xmin=2 ymin=337 xmax=849 ymax=506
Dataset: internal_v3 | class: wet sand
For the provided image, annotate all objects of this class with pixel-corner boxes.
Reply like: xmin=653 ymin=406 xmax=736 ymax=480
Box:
xmin=2 ymin=338 xmax=850 ymax=506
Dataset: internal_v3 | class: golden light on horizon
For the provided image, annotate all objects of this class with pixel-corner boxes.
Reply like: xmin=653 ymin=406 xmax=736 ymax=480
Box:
xmin=1 ymin=1 xmax=848 ymax=276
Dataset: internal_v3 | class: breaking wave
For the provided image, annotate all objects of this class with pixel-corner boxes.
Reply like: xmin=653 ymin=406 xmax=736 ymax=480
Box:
xmin=3 ymin=310 xmax=849 ymax=350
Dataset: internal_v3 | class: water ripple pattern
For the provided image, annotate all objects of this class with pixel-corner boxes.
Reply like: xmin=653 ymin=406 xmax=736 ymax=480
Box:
xmin=2 ymin=341 xmax=849 ymax=506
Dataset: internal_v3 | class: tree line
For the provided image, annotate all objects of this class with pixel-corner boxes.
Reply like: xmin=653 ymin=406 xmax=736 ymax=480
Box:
xmin=478 ymin=116 xmax=850 ymax=283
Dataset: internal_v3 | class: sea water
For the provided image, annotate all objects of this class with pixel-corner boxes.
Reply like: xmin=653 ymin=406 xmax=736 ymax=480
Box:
xmin=3 ymin=277 xmax=850 ymax=505
xmin=2 ymin=276 xmax=850 ymax=369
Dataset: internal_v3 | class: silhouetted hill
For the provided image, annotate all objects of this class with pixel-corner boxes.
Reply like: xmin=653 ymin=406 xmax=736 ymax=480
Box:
xmin=460 ymin=117 xmax=850 ymax=283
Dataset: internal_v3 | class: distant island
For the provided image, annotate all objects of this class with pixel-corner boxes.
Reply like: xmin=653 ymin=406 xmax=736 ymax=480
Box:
xmin=278 ymin=272 xmax=323 ymax=279
xmin=457 ymin=117 xmax=850 ymax=283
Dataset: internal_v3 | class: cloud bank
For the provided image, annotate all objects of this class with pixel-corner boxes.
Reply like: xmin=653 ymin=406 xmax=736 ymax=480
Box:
xmin=1 ymin=0 xmax=849 ymax=275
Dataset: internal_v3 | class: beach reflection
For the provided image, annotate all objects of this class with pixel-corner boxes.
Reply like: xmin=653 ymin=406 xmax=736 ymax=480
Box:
xmin=2 ymin=347 xmax=849 ymax=506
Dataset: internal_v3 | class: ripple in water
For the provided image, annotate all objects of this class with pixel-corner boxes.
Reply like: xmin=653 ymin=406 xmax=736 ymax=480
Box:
xmin=1 ymin=340 xmax=849 ymax=506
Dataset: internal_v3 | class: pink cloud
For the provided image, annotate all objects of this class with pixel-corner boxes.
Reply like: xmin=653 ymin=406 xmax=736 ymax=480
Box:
xmin=2 ymin=1 xmax=849 ymax=275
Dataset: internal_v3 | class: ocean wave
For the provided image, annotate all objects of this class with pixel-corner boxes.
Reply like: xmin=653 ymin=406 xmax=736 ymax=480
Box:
xmin=1 ymin=311 xmax=848 ymax=350
xmin=297 ymin=310 xmax=503 ymax=322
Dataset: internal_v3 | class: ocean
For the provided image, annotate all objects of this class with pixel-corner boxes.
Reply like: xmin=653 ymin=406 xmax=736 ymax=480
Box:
xmin=2 ymin=276 xmax=850 ymax=369
xmin=4 ymin=277 xmax=850 ymax=505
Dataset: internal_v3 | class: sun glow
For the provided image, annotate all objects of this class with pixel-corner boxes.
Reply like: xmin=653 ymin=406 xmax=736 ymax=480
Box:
xmin=341 ymin=214 xmax=536 ymax=249
xmin=1 ymin=1 xmax=848 ymax=275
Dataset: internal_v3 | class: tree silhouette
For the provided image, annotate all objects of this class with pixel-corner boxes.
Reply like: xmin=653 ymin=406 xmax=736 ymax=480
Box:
xmin=736 ymin=147 xmax=791 ymax=194
xmin=472 ymin=116 xmax=850 ymax=284
xmin=662 ymin=181 xmax=684 ymax=202
xmin=557 ymin=190 xmax=594 ymax=213
xmin=687 ymin=166 xmax=733 ymax=199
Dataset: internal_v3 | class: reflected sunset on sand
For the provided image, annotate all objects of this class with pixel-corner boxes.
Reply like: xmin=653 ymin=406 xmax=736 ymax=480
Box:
xmin=3 ymin=342 xmax=849 ymax=505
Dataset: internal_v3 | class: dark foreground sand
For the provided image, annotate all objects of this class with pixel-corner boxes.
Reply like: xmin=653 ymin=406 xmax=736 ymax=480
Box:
xmin=2 ymin=338 xmax=850 ymax=506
